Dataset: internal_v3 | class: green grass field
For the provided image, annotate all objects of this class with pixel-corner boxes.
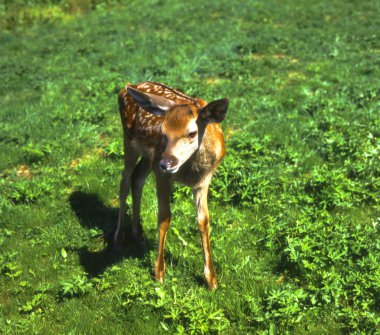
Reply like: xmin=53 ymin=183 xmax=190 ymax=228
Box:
xmin=1 ymin=0 xmax=380 ymax=333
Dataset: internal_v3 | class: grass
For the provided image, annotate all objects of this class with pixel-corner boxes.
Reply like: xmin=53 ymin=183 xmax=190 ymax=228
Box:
xmin=1 ymin=0 xmax=380 ymax=333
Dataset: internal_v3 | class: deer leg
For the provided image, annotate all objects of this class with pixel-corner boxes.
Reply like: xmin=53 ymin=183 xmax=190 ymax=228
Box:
xmin=154 ymin=175 xmax=172 ymax=283
xmin=114 ymin=146 xmax=138 ymax=250
xmin=193 ymin=180 xmax=218 ymax=290
xmin=131 ymin=158 xmax=151 ymax=244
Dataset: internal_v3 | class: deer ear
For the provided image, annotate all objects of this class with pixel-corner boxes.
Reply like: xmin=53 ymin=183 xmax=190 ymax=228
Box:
xmin=127 ymin=86 xmax=175 ymax=115
xmin=199 ymin=98 xmax=229 ymax=123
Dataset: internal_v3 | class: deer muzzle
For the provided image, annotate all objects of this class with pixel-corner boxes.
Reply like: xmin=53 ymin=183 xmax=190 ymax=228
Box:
xmin=159 ymin=156 xmax=179 ymax=173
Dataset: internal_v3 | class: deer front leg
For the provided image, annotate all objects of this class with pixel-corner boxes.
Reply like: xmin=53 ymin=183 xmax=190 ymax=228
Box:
xmin=131 ymin=158 xmax=151 ymax=244
xmin=193 ymin=180 xmax=218 ymax=290
xmin=114 ymin=146 xmax=138 ymax=251
xmin=154 ymin=175 xmax=172 ymax=283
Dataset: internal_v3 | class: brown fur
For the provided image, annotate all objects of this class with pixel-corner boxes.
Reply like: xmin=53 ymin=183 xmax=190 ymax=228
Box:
xmin=114 ymin=81 xmax=228 ymax=289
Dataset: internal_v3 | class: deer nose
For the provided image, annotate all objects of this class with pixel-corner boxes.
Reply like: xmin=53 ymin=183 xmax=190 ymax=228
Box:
xmin=159 ymin=156 xmax=179 ymax=172
xmin=159 ymin=160 xmax=167 ymax=172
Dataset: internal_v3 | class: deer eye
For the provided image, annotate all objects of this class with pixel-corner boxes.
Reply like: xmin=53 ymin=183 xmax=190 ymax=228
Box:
xmin=188 ymin=131 xmax=197 ymax=139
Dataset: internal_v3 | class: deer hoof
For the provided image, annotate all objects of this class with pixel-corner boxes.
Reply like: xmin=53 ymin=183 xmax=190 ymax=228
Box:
xmin=154 ymin=272 xmax=165 ymax=283
xmin=207 ymin=278 xmax=218 ymax=290
xmin=154 ymin=262 xmax=166 ymax=283
xmin=208 ymin=281 xmax=218 ymax=290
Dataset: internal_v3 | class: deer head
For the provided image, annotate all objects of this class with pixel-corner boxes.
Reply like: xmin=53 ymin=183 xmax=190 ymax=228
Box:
xmin=127 ymin=86 xmax=229 ymax=173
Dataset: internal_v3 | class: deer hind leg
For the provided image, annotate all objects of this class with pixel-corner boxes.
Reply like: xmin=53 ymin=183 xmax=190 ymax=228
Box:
xmin=154 ymin=175 xmax=172 ymax=283
xmin=131 ymin=157 xmax=151 ymax=244
xmin=114 ymin=144 xmax=139 ymax=250
xmin=193 ymin=179 xmax=218 ymax=290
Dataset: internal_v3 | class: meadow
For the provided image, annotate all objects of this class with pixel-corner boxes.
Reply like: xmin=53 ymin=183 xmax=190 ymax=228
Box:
xmin=0 ymin=0 xmax=380 ymax=333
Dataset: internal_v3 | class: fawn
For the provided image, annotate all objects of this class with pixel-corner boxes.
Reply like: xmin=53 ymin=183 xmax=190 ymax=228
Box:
xmin=114 ymin=81 xmax=229 ymax=289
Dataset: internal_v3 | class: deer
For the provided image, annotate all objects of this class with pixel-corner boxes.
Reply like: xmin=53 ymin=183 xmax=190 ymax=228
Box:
xmin=114 ymin=81 xmax=229 ymax=290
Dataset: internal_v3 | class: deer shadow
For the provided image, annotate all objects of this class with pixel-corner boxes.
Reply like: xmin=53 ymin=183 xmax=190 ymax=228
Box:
xmin=68 ymin=191 xmax=154 ymax=277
